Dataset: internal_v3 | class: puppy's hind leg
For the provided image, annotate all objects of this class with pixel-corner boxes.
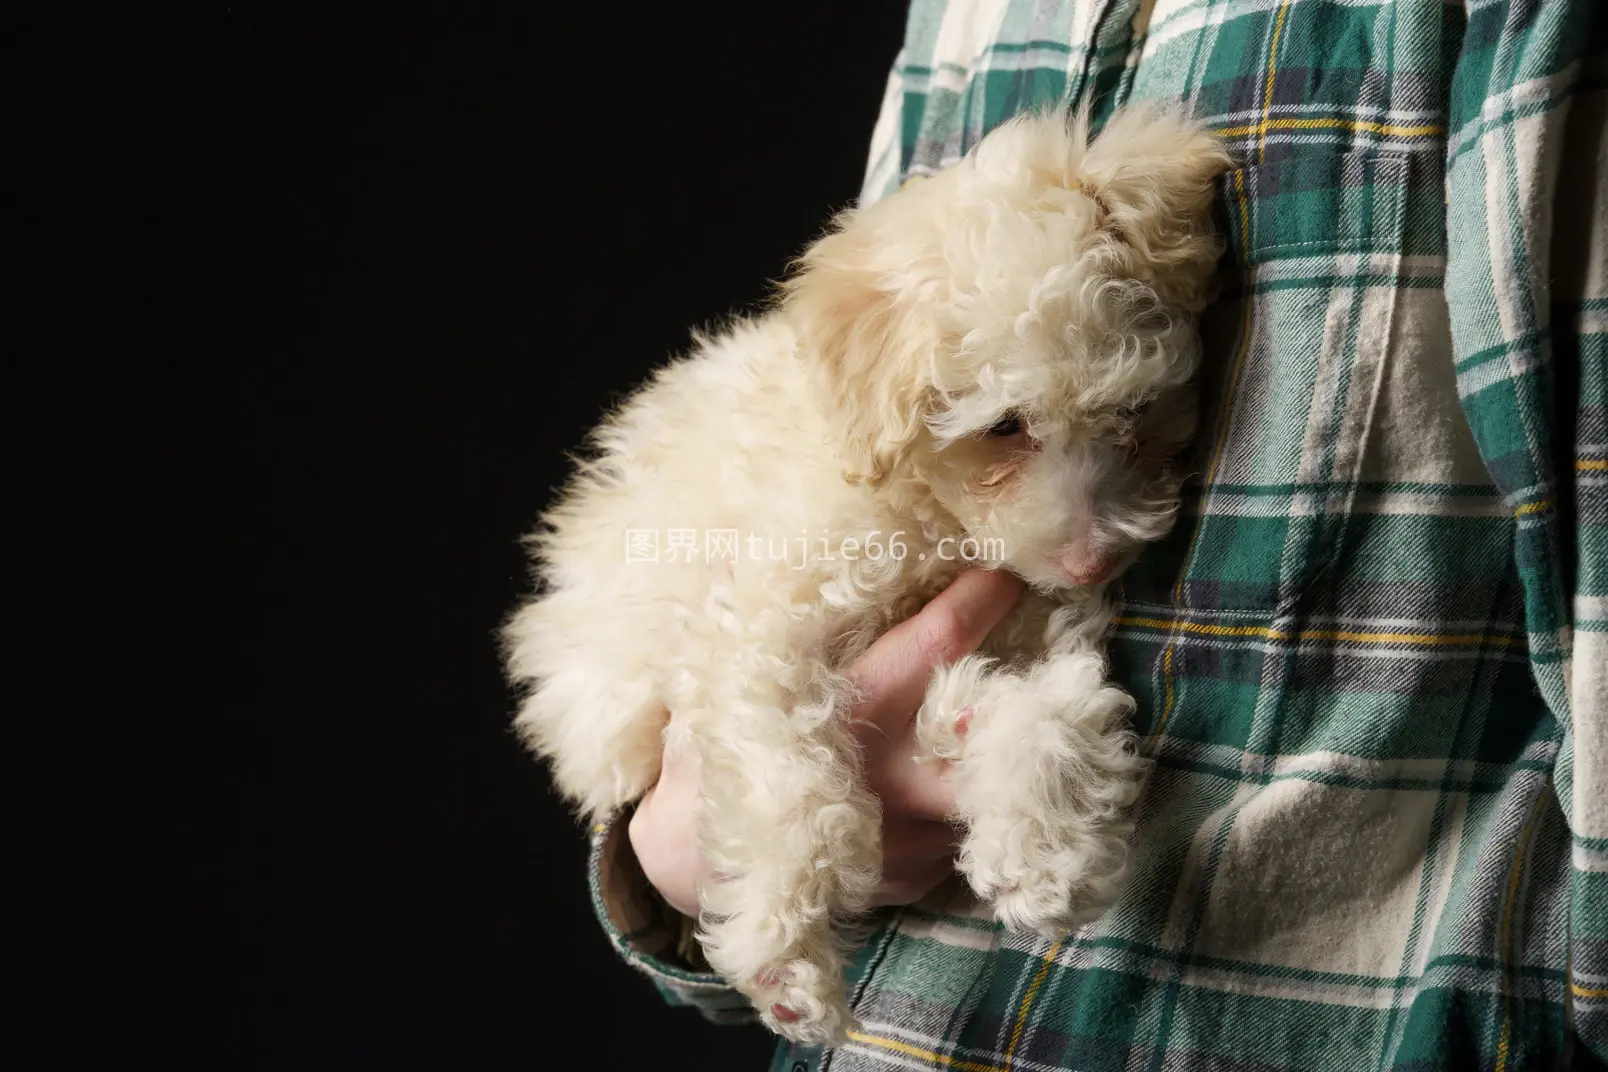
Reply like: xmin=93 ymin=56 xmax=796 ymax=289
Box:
xmin=691 ymin=685 xmax=881 ymax=1046
xmin=504 ymin=594 xmax=669 ymax=819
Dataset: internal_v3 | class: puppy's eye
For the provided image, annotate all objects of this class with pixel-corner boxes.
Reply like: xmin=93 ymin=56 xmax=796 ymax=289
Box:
xmin=986 ymin=412 xmax=1025 ymax=438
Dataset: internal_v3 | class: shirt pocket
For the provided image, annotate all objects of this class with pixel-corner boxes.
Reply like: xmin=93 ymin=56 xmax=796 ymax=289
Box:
xmin=1159 ymin=146 xmax=1465 ymax=619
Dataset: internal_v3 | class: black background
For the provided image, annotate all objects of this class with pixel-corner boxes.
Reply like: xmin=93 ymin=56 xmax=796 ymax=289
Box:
xmin=84 ymin=5 xmax=910 ymax=1067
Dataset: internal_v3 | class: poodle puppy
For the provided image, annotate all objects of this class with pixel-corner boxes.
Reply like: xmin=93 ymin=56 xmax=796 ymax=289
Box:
xmin=503 ymin=105 xmax=1231 ymax=1044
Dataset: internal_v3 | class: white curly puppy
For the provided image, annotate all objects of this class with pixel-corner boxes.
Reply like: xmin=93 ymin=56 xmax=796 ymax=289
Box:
xmin=504 ymin=105 xmax=1231 ymax=1044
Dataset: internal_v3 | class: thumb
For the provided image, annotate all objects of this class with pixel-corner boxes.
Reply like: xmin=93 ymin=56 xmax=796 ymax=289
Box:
xmin=847 ymin=567 xmax=1023 ymax=736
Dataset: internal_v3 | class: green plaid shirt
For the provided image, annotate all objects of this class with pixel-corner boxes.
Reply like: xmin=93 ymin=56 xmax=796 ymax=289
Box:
xmin=587 ymin=2 xmax=1608 ymax=1068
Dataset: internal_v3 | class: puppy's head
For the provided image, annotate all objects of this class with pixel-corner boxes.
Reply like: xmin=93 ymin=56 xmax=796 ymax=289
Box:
xmin=783 ymin=105 xmax=1232 ymax=591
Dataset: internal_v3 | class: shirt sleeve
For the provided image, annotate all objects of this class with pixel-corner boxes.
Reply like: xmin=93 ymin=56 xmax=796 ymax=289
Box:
xmin=587 ymin=813 xmax=757 ymax=1024
xmin=1442 ymin=1 xmax=1608 ymax=1056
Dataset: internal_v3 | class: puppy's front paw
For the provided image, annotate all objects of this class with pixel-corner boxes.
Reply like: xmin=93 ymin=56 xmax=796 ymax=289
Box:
xmin=748 ymin=959 xmax=855 ymax=1046
xmin=966 ymin=853 xmax=1100 ymax=937
xmin=950 ymin=674 xmax=1144 ymax=938
xmin=961 ymin=817 xmax=1132 ymax=938
xmin=915 ymin=653 xmax=995 ymax=760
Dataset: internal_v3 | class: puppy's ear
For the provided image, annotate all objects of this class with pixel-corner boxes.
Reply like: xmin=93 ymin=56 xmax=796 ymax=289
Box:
xmin=1072 ymin=105 xmax=1234 ymax=311
xmin=781 ymin=204 xmax=943 ymax=486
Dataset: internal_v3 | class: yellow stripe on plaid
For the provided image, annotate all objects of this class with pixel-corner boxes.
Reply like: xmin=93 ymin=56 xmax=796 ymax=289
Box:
xmin=1114 ymin=616 xmax=1528 ymax=648
xmin=1256 ymin=0 xmax=1295 ymax=163
xmin=844 ymin=1031 xmax=1006 ymax=1071
xmin=1005 ymin=937 xmax=1064 ymax=1069
xmin=1215 ymin=116 xmax=1445 ymax=140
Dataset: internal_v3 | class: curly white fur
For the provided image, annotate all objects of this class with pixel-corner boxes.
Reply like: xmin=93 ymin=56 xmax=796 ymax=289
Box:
xmin=503 ymin=105 xmax=1231 ymax=1044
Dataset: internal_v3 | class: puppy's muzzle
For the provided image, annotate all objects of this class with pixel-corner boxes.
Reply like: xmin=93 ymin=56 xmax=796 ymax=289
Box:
xmin=1057 ymin=547 xmax=1118 ymax=586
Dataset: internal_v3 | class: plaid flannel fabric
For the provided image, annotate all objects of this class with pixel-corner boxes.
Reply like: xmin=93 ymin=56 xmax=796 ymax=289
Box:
xmin=587 ymin=2 xmax=1608 ymax=1068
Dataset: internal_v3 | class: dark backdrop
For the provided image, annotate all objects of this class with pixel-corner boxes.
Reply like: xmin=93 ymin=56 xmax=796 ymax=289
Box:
xmin=85 ymin=5 xmax=910 ymax=1067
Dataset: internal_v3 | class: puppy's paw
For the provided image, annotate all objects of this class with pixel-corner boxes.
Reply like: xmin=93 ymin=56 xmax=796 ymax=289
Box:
xmin=974 ymin=865 xmax=1103 ymax=937
xmin=960 ymin=815 xmax=1133 ymax=938
xmin=916 ymin=653 xmax=995 ymax=760
xmin=748 ymin=959 xmax=855 ymax=1046
xmin=962 ymin=840 xmax=1071 ymax=936
xmin=980 ymin=877 xmax=1079 ymax=938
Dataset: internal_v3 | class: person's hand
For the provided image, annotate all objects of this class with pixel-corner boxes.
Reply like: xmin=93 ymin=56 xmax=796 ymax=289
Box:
xmin=629 ymin=567 xmax=1024 ymax=917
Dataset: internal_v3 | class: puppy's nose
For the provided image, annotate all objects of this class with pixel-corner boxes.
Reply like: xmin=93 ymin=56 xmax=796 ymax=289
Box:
xmin=1057 ymin=547 xmax=1117 ymax=586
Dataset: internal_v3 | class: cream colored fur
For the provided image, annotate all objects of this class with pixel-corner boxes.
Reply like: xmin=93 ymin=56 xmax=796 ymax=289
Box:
xmin=503 ymin=105 xmax=1230 ymax=1044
